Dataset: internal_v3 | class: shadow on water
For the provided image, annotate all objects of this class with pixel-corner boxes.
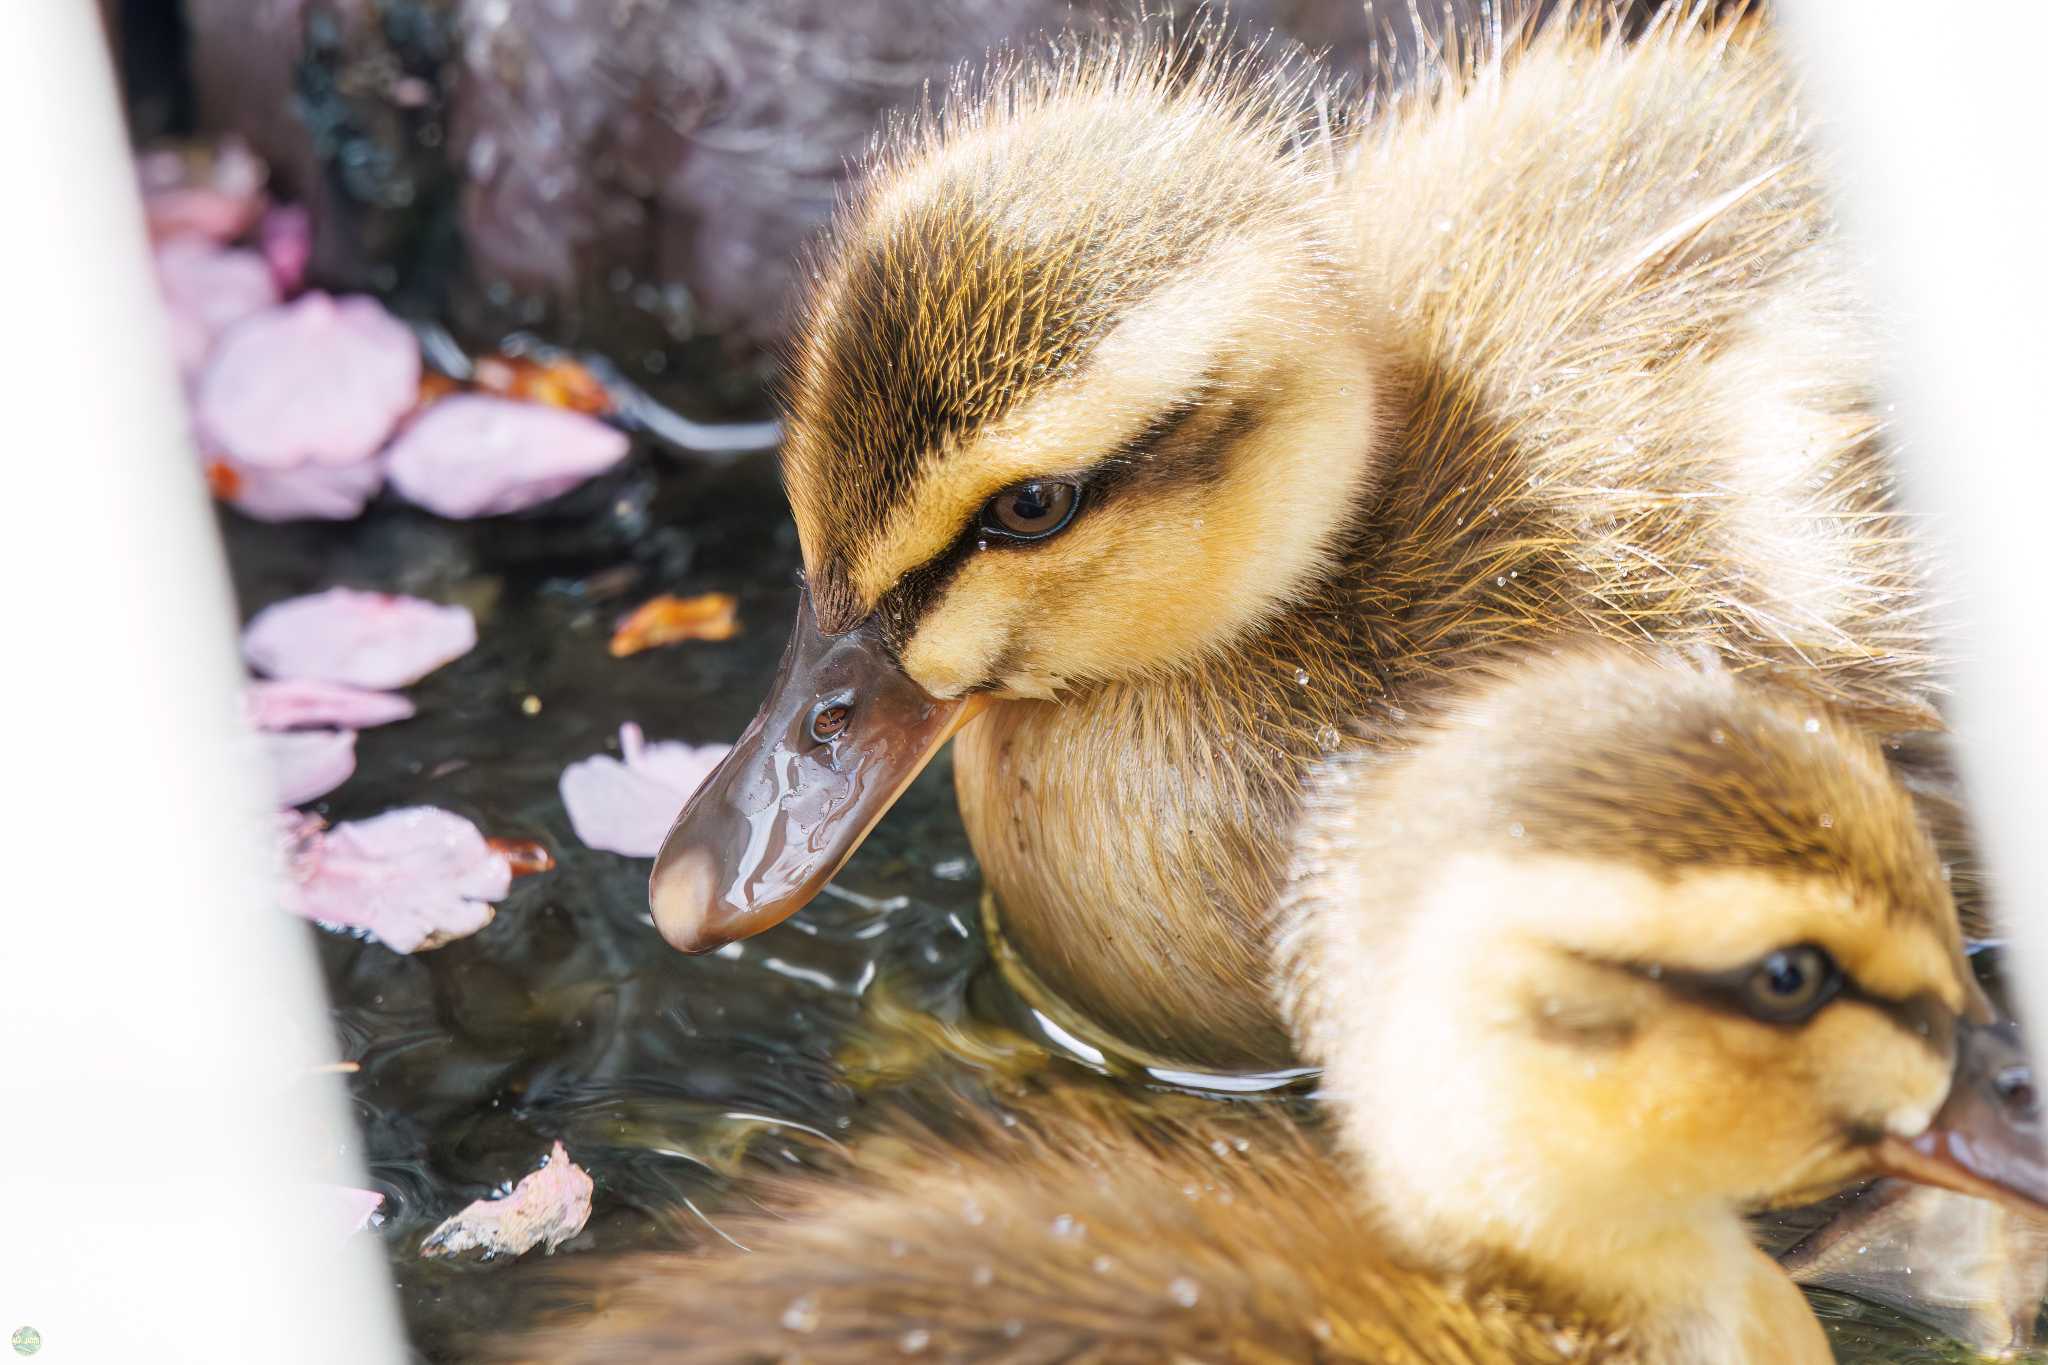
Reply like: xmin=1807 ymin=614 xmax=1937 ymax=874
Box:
xmin=221 ymin=429 xmax=2025 ymax=1363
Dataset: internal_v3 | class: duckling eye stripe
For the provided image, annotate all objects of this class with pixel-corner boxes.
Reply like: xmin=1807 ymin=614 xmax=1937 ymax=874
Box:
xmin=1601 ymin=956 xmax=1952 ymax=1056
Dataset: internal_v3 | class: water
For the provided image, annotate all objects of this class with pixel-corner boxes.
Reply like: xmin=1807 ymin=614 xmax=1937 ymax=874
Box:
xmin=219 ymin=405 xmax=2027 ymax=1362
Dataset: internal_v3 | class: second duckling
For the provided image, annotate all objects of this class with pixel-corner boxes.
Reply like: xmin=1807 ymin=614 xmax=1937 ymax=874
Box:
xmin=502 ymin=653 xmax=2042 ymax=1364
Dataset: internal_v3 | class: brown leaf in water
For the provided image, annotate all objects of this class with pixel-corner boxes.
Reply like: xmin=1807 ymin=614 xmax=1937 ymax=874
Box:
xmin=609 ymin=592 xmax=741 ymax=657
xmin=415 ymin=370 xmax=463 ymax=409
xmin=473 ymin=353 xmax=613 ymax=415
xmin=486 ymin=837 xmax=556 ymax=878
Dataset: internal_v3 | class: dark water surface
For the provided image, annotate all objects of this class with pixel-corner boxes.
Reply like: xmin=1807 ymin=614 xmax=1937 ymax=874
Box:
xmin=221 ymin=419 xmax=2010 ymax=1363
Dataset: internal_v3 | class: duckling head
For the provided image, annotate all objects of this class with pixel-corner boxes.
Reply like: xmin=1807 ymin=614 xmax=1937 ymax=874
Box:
xmin=1274 ymin=651 xmax=2045 ymax=1342
xmin=650 ymin=32 xmax=1386 ymax=951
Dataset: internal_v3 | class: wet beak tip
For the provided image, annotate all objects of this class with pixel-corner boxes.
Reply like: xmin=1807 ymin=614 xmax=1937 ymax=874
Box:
xmin=649 ymin=847 xmax=718 ymax=954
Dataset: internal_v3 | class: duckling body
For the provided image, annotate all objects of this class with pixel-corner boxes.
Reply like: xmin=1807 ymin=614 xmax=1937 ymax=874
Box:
xmin=524 ymin=654 xmax=2034 ymax=1364
xmin=951 ymin=17 xmax=1934 ymax=1066
xmin=648 ymin=10 xmax=1944 ymax=1072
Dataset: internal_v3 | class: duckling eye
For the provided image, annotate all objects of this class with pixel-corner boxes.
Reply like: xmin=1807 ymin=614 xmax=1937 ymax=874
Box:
xmin=1741 ymin=946 xmax=1841 ymax=1022
xmin=982 ymin=480 xmax=1081 ymax=540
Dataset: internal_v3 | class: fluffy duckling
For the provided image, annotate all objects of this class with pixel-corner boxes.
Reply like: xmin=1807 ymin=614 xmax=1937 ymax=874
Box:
xmin=649 ymin=8 xmax=1951 ymax=1071
xmin=510 ymin=655 xmax=2036 ymax=1364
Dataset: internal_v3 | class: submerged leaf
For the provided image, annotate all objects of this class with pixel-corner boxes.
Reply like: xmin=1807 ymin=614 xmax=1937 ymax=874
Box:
xmin=242 ymin=588 xmax=476 ymax=690
xmin=419 ymin=1141 xmax=593 ymax=1260
xmin=472 ymin=353 xmax=614 ymax=415
xmin=282 ymin=806 xmax=513 ymax=953
xmin=384 ymin=394 xmax=630 ymax=518
xmin=559 ymin=723 xmax=728 ymax=857
xmin=608 ymin=592 xmax=741 ymax=657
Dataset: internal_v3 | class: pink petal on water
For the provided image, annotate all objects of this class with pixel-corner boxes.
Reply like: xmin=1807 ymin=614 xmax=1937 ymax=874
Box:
xmin=242 ymin=588 xmax=476 ymax=689
xmin=259 ymin=203 xmax=313 ymax=294
xmin=139 ymin=138 xmax=268 ymax=244
xmin=283 ymin=806 xmax=513 ymax=953
xmin=195 ymin=293 xmax=421 ymax=469
xmin=419 ymin=1142 xmax=592 ymax=1260
xmin=329 ymin=1186 xmax=385 ymax=1239
xmin=245 ymin=679 xmax=416 ymax=732
xmin=265 ymin=728 xmax=357 ymax=806
xmin=385 ymin=393 xmax=631 ymax=518
xmin=209 ymin=450 xmax=385 ymax=523
xmin=154 ymin=238 xmax=278 ymax=377
xmin=559 ymin=723 xmax=729 ymax=857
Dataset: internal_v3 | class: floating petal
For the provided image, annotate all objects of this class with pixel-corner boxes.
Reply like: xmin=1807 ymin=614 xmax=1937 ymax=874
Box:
xmin=385 ymin=394 xmax=630 ymax=518
xmin=264 ymin=728 xmax=357 ymax=806
xmin=245 ymin=679 xmax=416 ymax=732
xmin=242 ymin=588 xmax=476 ymax=690
xmin=283 ymin=806 xmax=512 ymax=953
xmin=559 ymin=723 xmax=729 ymax=857
xmin=195 ymin=293 xmax=420 ymax=469
xmin=419 ymin=1141 xmax=593 ymax=1259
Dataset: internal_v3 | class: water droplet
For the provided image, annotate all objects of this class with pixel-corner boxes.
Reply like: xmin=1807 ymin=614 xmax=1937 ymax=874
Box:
xmin=1818 ymin=813 xmax=1835 ymax=829
xmin=962 ymin=1198 xmax=985 ymax=1226
xmin=1092 ymin=1255 xmax=1116 ymax=1274
xmin=1293 ymin=668 xmax=1311 ymax=687
xmin=1316 ymin=725 xmax=1342 ymax=753
xmin=781 ymin=1296 xmax=820 ymax=1333
xmin=1434 ymin=216 xmax=1454 ymax=233
xmin=1803 ymin=717 xmax=1821 ymax=733
xmin=1168 ymin=1277 xmax=1201 ymax=1308
xmin=1507 ymin=821 xmax=1525 ymax=839
xmin=1495 ymin=576 xmax=1507 ymax=587
xmin=976 ymin=538 xmax=990 ymax=552
xmin=1209 ymin=1139 xmax=1232 ymax=1158
xmin=900 ymin=1328 xmax=931 ymax=1354
xmin=1050 ymin=1214 xmax=1084 ymax=1240
xmin=1709 ymin=728 xmax=1727 ymax=745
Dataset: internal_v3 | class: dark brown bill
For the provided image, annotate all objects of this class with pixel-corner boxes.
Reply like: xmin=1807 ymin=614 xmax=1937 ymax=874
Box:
xmin=1873 ymin=1018 xmax=2048 ymax=1218
xmin=647 ymin=583 xmax=982 ymax=954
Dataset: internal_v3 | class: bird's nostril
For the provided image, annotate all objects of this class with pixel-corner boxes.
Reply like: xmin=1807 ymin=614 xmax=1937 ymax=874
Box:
xmin=809 ymin=702 xmax=852 ymax=744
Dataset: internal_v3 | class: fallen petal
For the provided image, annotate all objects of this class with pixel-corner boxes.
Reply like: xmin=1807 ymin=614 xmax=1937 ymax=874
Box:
xmin=155 ymin=238 xmax=278 ymax=377
xmin=608 ymin=592 xmax=741 ymax=657
xmin=329 ymin=1186 xmax=385 ymax=1239
xmin=419 ymin=1141 xmax=592 ymax=1260
xmin=196 ymin=293 xmax=421 ymax=469
xmin=283 ymin=806 xmax=512 ymax=953
xmin=242 ymin=588 xmax=476 ymax=690
xmin=265 ymin=729 xmax=357 ymax=806
xmin=245 ymin=679 xmax=416 ymax=732
xmin=259 ymin=203 xmax=313 ymax=294
xmin=139 ymin=137 xmax=268 ymax=244
xmin=207 ymin=452 xmax=385 ymax=523
xmin=384 ymin=393 xmax=630 ymax=518
xmin=559 ymin=723 xmax=729 ymax=857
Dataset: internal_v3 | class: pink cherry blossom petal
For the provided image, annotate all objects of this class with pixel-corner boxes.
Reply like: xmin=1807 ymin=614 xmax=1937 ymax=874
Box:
xmin=385 ymin=394 xmax=631 ymax=518
xmin=139 ymin=139 xmax=268 ymax=244
xmin=329 ymin=1186 xmax=384 ymax=1239
xmin=283 ymin=807 xmax=512 ymax=953
xmin=154 ymin=238 xmax=278 ymax=377
xmin=420 ymin=1142 xmax=592 ymax=1260
xmin=195 ymin=293 xmax=421 ymax=469
xmin=265 ymin=728 xmax=357 ymax=806
xmin=210 ymin=450 xmax=385 ymax=523
xmin=245 ymin=679 xmax=416 ymax=732
xmin=242 ymin=589 xmax=477 ymax=689
xmin=559 ymin=723 xmax=728 ymax=857
xmin=260 ymin=203 xmax=313 ymax=294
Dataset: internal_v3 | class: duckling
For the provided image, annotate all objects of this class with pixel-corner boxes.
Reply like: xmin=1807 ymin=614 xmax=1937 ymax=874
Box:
xmin=649 ymin=7 xmax=1947 ymax=1071
xmin=509 ymin=654 xmax=2039 ymax=1364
